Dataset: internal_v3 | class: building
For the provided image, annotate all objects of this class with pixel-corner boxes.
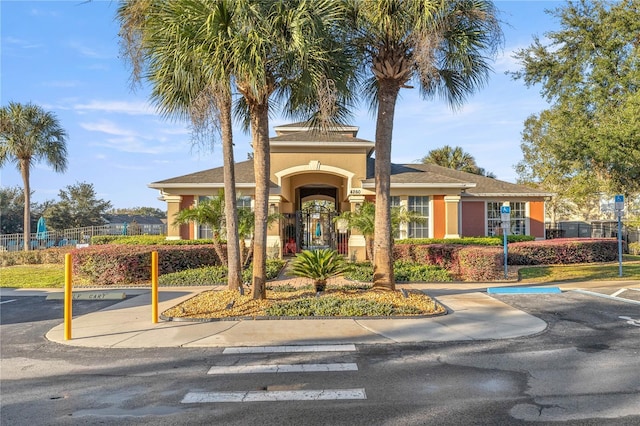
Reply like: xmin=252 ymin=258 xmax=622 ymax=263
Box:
xmin=149 ymin=123 xmax=552 ymax=260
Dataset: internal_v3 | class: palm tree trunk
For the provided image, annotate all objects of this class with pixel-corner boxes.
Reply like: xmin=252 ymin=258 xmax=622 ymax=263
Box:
xmin=372 ymin=81 xmax=400 ymax=291
xmin=20 ymin=159 xmax=30 ymax=251
xmin=219 ymin=91 xmax=242 ymax=291
xmin=249 ymin=99 xmax=270 ymax=300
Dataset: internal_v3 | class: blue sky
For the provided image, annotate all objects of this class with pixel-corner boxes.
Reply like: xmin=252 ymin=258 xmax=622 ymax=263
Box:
xmin=1 ymin=1 xmax=561 ymax=210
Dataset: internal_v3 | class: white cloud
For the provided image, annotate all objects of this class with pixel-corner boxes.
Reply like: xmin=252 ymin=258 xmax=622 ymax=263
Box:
xmin=67 ymin=41 xmax=112 ymax=59
xmin=74 ymin=100 xmax=155 ymax=116
xmin=42 ymin=80 xmax=82 ymax=88
xmin=80 ymin=120 xmax=137 ymax=137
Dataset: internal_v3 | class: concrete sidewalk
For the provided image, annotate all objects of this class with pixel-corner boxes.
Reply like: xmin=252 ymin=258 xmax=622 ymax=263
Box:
xmin=2 ymin=279 xmax=637 ymax=349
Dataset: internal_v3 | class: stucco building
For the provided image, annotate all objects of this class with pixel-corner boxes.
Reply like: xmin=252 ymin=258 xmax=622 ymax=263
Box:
xmin=149 ymin=123 xmax=552 ymax=261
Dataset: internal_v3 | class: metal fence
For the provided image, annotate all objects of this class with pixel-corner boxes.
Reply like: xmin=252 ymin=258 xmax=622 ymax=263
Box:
xmin=546 ymin=221 xmax=639 ymax=243
xmin=0 ymin=224 xmax=166 ymax=252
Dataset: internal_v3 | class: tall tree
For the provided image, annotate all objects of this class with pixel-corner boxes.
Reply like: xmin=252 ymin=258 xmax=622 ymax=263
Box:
xmin=335 ymin=200 xmax=425 ymax=261
xmin=511 ymin=0 xmax=640 ymax=196
xmin=0 ymin=186 xmax=53 ymax=235
xmin=173 ymin=191 xmax=228 ymax=267
xmin=118 ymin=0 xmax=244 ymax=291
xmin=44 ymin=182 xmax=112 ymax=230
xmin=232 ymin=0 xmax=353 ymax=299
xmin=0 ymin=102 xmax=67 ymax=250
xmin=420 ymin=145 xmax=494 ymax=177
xmin=346 ymin=0 xmax=502 ymax=290
xmin=516 ymin=111 xmax=605 ymax=222
xmin=118 ymin=0 xmax=353 ymax=298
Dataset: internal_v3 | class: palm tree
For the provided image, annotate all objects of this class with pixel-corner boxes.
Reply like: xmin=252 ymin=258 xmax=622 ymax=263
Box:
xmin=335 ymin=201 xmax=426 ymax=261
xmin=346 ymin=0 xmax=502 ymax=290
xmin=120 ymin=0 xmax=353 ymax=299
xmin=420 ymin=145 xmax=494 ymax=176
xmin=173 ymin=192 xmax=228 ymax=265
xmin=117 ymin=0 xmax=243 ymax=290
xmin=0 ymin=102 xmax=67 ymax=251
xmin=227 ymin=0 xmax=353 ymax=299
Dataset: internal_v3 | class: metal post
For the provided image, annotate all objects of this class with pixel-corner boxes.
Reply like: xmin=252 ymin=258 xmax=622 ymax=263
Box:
xmin=151 ymin=251 xmax=159 ymax=323
xmin=64 ymin=253 xmax=72 ymax=340
xmin=503 ymin=231 xmax=508 ymax=280
xmin=618 ymin=215 xmax=623 ymax=277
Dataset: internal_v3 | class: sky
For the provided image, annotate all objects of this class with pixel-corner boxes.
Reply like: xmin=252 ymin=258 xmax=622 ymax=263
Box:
xmin=1 ymin=1 xmax=562 ymax=211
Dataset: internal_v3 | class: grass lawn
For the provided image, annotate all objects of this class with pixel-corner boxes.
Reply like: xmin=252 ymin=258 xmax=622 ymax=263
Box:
xmin=0 ymin=264 xmax=65 ymax=288
xmin=519 ymin=256 xmax=640 ymax=283
xmin=3 ymin=256 xmax=639 ymax=289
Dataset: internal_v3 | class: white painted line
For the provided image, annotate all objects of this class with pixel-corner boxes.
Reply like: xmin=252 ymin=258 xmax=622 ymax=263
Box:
xmin=627 ymin=288 xmax=640 ymax=292
xmin=0 ymin=299 xmax=17 ymax=305
xmin=619 ymin=316 xmax=640 ymax=327
xmin=208 ymin=363 xmax=358 ymax=375
xmin=611 ymin=288 xmax=627 ymax=297
xmin=222 ymin=344 xmax=356 ymax=354
xmin=572 ymin=290 xmax=640 ymax=306
xmin=182 ymin=388 xmax=367 ymax=403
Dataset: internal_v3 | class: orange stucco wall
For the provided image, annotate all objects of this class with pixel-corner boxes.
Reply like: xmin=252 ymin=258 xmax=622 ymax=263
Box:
xmin=433 ymin=195 xmax=445 ymax=238
xmin=179 ymin=195 xmax=194 ymax=240
xmin=529 ymin=201 xmax=545 ymax=239
xmin=461 ymin=201 xmax=485 ymax=237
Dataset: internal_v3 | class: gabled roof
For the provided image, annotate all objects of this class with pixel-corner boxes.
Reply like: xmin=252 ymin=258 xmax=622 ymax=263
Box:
xmin=149 ymin=160 xmax=274 ymax=189
xmin=362 ymin=161 xmax=552 ymax=196
xmin=150 ymin=159 xmax=551 ymax=197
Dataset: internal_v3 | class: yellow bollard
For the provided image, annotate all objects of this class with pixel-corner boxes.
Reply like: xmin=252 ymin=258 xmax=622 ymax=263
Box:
xmin=64 ymin=253 xmax=72 ymax=340
xmin=151 ymin=251 xmax=158 ymax=323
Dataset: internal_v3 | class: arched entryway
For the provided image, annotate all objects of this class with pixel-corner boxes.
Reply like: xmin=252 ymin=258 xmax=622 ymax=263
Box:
xmin=281 ymin=185 xmax=349 ymax=256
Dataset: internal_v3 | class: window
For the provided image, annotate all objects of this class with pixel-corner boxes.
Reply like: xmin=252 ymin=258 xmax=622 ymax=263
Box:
xmin=510 ymin=202 xmax=526 ymax=235
xmin=487 ymin=202 xmax=502 ymax=236
xmin=237 ymin=196 xmax=252 ymax=211
xmin=408 ymin=196 xmax=429 ymax=238
xmin=487 ymin=201 xmax=527 ymax=236
xmin=390 ymin=196 xmax=400 ymax=207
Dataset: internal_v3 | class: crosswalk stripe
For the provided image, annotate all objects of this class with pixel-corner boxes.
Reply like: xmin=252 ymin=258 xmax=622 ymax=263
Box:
xmin=222 ymin=344 xmax=356 ymax=354
xmin=182 ymin=388 xmax=367 ymax=403
xmin=208 ymin=363 xmax=358 ymax=374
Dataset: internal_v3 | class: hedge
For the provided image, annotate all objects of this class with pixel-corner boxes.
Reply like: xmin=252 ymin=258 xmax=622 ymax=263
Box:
xmin=507 ymin=238 xmax=621 ymax=265
xmin=0 ymin=247 xmax=73 ymax=267
xmin=72 ymin=244 xmax=222 ymax=285
xmin=91 ymin=235 xmax=221 ymax=245
xmin=392 ymin=238 xmax=621 ymax=281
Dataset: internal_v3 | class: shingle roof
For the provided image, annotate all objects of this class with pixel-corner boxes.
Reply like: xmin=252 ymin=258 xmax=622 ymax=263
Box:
xmin=149 ymin=160 xmax=258 ymax=187
xmin=151 ymin=158 xmax=550 ymax=197
xmin=270 ymin=132 xmax=372 ymax=144
xmin=363 ymin=162 xmax=551 ymax=196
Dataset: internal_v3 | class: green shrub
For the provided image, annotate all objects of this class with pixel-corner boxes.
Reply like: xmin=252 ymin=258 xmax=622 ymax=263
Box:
xmin=343 ymin=261 xmax=451 ymax=282
xmin=72 ymin=244 xmax=221 ymax=285
xmin=508 ymin=238 xmax=620 ymax=265
xmin=630 ymin=242 xmax=640 ymax=255
xmin=159 ymin=265 xmax=228 ymax=286
xmin=265 ymin=296 xmax=401 ymax=317
xmin=289 ymin=249 xmax=347 ymax=284
xmin=458 ymin=246 xmax=503 ymax=281
xmin=394 ymin=236 xmax=534 ymax=246
xmin=0 ymin=247 xmax=71 ymax=267
xmin=393 ymin=261 xmax=452 ymax=282
xmin=242 ymin=259 xmax=286 ymax=283
xmin=91 ymin=235 xmax=220 ymax=246
xmin=144 ymin=258 xmax=286 ymax=287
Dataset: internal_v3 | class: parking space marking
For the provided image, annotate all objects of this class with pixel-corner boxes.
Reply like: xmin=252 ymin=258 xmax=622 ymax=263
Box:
xmin=208 ymin=363 xmax=358 ymax=375
xmin=222 ymin=344 xmax=356 ymax=354
xmin=611 ymin=289 xmax=627 ymax=297
xmin=618 ymin=316 xmax=640 ymax=327
xmin=182 ymin=388 xmax=367 ymax=403
xmin=0 ymin=299 xmax=17 ymax=305
xmin=571 ymin=290 xmax=640 ymax=306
